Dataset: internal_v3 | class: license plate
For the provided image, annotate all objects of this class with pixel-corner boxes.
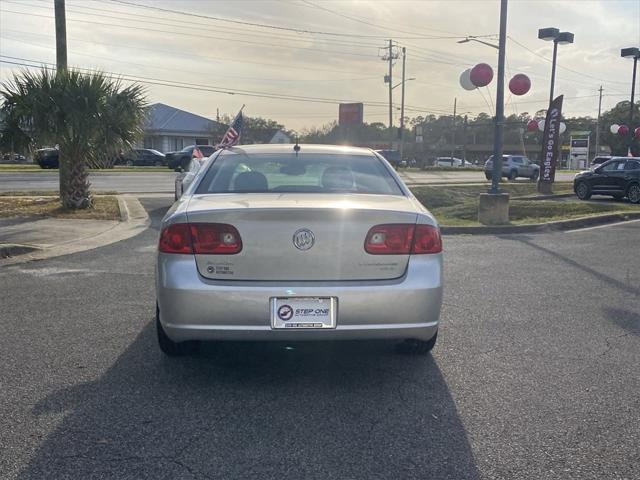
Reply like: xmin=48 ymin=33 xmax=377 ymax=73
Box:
xmin=271 ymin=297 xmax=336 ymax=329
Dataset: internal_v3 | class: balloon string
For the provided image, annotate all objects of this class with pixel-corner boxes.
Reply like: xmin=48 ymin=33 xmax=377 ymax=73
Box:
xmin=486 ymin=85 xmax=495 ymax=112
xmin=476 ymin=87 xmax=492 ymax=112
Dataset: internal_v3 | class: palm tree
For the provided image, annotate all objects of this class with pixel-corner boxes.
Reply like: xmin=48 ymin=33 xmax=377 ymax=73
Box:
xmin=0 ymin=68 xmax=146 ymax=208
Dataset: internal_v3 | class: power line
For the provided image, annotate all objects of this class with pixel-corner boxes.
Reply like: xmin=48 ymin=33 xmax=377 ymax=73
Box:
xmin=0 ymin=33 xmax=382 ymax=83
xmin=108 ymin=0 xmax=467 ymax=40
xmin=508 ymin=36 xmax=629 ymax=87
xmin=15 ymin=0 xmax=386 ymax=50
xmin=0 ymin=28 xmax=376 ymax=77
xmin=0 ymin=8 xmax=380 ymax=59
xmin=0 ymin=55 xmax=451 ymax=114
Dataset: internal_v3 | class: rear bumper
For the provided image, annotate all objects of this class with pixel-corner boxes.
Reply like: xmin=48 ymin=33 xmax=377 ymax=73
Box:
xmin=156 ymin=254 xmax=443 ymax=342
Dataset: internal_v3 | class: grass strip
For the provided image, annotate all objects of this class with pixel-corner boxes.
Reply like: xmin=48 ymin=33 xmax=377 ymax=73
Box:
xmin=0 ymin=195 xmax=120 ymax=221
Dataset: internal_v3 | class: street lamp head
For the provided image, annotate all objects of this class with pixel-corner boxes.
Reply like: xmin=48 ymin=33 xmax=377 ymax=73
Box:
xmin=538 ymin=27 xmax=559 ymax=41
xmin=621 ymin=47 xmax=640 ymax=59
xmin=556 ymin=32 xmax=574 ymax=45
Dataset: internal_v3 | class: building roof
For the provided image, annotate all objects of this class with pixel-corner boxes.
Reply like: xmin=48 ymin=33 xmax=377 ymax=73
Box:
xmin=144 ymin=103 xmax=222 ymax=135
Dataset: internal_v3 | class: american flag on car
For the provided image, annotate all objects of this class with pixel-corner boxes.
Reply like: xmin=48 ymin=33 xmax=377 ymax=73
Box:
xmin=218 ymin=106 xmax=245 ymax=148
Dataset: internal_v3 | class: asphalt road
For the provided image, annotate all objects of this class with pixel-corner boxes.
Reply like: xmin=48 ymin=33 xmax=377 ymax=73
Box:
xmin=1 ymin=198 xmax=638 ymax=479
xmin=0 ymin=169 xmax=578 ymax=193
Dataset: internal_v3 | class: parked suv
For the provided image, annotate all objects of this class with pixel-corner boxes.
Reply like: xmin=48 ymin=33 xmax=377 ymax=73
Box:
xmin=484 ymin=154 xmax=539 ymax=181
xmin=35 ymin=148 xmax=59 ymax=169
xmin=574 ymin=157 xmax=640 ymax=203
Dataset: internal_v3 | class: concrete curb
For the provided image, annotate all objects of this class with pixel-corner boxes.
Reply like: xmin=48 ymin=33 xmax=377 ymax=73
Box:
xmin=0 ymin=195 xmax=150 ymax=265
xmin=441 ymin=211 xmax=640 ymax=235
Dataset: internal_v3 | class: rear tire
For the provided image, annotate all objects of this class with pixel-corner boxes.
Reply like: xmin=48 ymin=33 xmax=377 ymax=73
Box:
xmin=627 ymin=183 xmax=640 ymax=204
xmin=575 ymin=181 xmax=592 ymax=200
xmin=485 ymin=173 xmax=492 ymax=181
xmin=530 ymin=171 xmax=539 ymax=182
xmin=125 ymin=160 xmax=133 ymax=167
xmin=396 ymin=332 xmax=437 ymax=355
xmin=508 ymin=169 xmax=517 ymax=181
xmin=156 ymin=305 xmax=198 ymax=356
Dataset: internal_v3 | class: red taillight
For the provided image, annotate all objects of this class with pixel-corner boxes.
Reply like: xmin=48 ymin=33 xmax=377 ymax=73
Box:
xmin=365 ymin=224 xmax=414 ymax=254
xmin=365 ymin=223 xmax=442 ymax=255
xmin=158 ymin=223 xmax=242 ymax=254
xmin=159 ymin=224 xmax=193 ymax=254
xmin=412 ymin=224 xmax=442 ymax=254
xmin=190 ymin=223 xmax=242 ymax=254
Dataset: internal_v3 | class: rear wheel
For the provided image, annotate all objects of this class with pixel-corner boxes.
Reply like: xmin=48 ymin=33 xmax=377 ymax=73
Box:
xmin=575 ymin=181 xmax=591 ymax=200
xmin=485 ymin=173 xmax=492 ymax=181
xmin=125 ymin=160 xmax=134 ymax=167
xmin=627 ymin=183 xmax=640 ymax=204
xmin=530 ymin=170 xmax=539 ymax=182
xmin=508 ymin=169 xmax=517 ymax=181
xmin=156 ymin=305 xmax=198 ymax=356
xmin=396 ymin=332 xmax=437 ymax=355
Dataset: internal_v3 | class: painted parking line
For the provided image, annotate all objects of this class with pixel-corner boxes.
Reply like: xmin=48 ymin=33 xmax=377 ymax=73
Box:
xmin=565 ymin=218 xmax=640 ymax=233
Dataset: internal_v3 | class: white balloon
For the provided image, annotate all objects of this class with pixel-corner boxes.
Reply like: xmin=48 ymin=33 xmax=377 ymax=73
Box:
xmin=538 ymin=120 xmax=545 ymax=132
xmin=559 ymin=122 xmax=566 ymax=134
xmin=459 ymin=69 xmax=476 ymax=91
xmin=610 ymin=124 xmax=620 ymax=134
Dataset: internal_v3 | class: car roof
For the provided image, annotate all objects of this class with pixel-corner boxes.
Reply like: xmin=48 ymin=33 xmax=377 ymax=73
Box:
xmin=221 ymin=144 xmax=374 ymax=156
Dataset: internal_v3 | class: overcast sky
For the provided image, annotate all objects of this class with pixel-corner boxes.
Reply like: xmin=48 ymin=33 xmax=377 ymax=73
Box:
xmin=1 ymin=0 xmax=639 ymax=131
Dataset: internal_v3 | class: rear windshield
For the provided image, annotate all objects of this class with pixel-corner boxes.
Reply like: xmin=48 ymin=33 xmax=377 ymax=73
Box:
xmin=195 ymin=152 xmax=403 ymax=195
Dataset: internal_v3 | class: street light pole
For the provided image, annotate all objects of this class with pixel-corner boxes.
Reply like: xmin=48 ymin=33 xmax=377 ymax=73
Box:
xmin=388 ymin=39 xmax=394 ymax=149
xmin=621 ymin=47 xmax=639 ymax=154
xmin=54 ymin=0 xmax=67 ymax=71
xmin=549 ymin=40 xmax=558 ymax=105
xmin=400 ymin=47 xmax=406 ymax=163
xmin=489 ymin=0 xmax=508 ymax=194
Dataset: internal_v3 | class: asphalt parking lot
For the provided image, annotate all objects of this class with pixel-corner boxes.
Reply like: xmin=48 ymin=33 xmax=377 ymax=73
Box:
xmin=1 ymin=197 xmax=638 ymax=479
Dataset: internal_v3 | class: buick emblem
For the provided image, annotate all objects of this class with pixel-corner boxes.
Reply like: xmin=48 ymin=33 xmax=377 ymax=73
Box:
xmin=293 ymin=228 xmax=315 ymax=251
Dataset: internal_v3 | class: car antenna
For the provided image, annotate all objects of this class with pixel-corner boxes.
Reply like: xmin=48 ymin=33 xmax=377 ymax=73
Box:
xmin=293 ymin=137 xmax=300 ymax=156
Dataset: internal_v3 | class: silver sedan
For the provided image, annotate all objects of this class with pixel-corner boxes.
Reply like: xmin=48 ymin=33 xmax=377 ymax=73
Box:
xmin=156 ymin=144 xmax=443 ymax=356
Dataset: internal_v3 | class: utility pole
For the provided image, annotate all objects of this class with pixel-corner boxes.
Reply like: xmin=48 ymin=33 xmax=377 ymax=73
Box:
xmin=54 ymin=0 xmax=67 ymax=71
xmin=450 ymin=97 xmax=457 ymax=161
xmin=387 ymin=39 xmax=394 ymax=149
xmin=489 ymin=0 xmax=508 ymax=194
xmin=462 ymin=115 xmax=468 ymax=162
xmin=399 ymin=47 xmax=406 ymax=162
xmin=595 ymin=85 xmax=603 ymax=158
xmin=380 ymin=40 xmax=398 ymax=149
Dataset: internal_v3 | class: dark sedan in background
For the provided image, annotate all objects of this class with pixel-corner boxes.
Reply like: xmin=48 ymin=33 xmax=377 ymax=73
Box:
xmin=117 ymin=148 xmax=166 ymax=166
xmin=574 ymin=157 xmax=640 ymax=203
xmin=166 ymin=145 xmax=216 ymax=170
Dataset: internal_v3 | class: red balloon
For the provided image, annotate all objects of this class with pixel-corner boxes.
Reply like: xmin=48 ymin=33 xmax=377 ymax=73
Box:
xmin=618 ymin=125 xmax=629 ymax=136
xmin=527 ymin=119 xmax=538 ymax=132
xmin=509 ymin=74 xmax=531 ymax=96
xmin=635 ymin=127 xmax=640 ymax=139
xmin=470 ymin=63 xmax=494 ymax=87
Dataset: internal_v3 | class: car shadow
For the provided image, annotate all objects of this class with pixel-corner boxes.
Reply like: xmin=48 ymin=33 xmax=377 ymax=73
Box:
xmin=603 ymin=307 xmax=640 ymax=336
xmin=508 ymin=237 xmax=639 ymax=297
xmin=18 ymin=322 xmax=479 ymax=480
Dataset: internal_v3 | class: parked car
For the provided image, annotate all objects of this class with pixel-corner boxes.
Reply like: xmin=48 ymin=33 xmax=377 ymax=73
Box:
xmin=590 ymin=155 xmax=612 ymax=169
xmin=1 ymin=153 xmax=27 ymax=163
xmin=35 ymin=148 xmax=59 ymax=169
xmin=156 ymin=144 xmax=443 ymax=356
xmin=484 ymin=154 xmax=539 ymax=181
xmin=119 ymin=148 xmax=166 ymax=167
xmin=436 ymin=157 xmax=473 ymax=168
xmin=165 ymin=145 xmax=216 ymax=170
xmin=174 ymin=157 xmax=209 ymax=200
xmin=374 ymin=149 xmax=401 ymax=168
xmin=574 ymin=157 xmax=640 ymax=203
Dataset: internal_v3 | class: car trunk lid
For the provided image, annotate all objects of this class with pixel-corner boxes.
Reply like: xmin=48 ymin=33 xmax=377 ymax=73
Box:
xmin=187 ymin=193 xmax=418 ymax=281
